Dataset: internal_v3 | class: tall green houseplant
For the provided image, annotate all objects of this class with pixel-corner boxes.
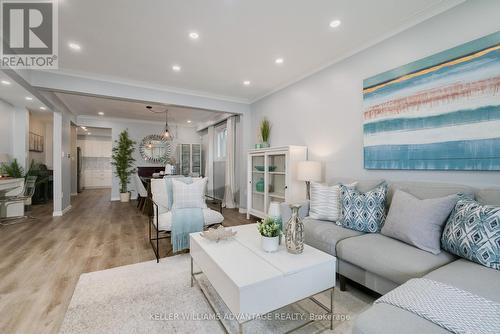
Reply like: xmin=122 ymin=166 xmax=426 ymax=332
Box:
xmin=260 ymin=117 xmax=271 ymax=148
xmin=111 ymin=130 xmax=136 ymax=202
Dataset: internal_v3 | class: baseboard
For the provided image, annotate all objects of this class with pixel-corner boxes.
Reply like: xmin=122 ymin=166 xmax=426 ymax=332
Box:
xmin=111 ymin=197 xmax=120 ymax=201
xmin=238 ymin=207 xmax=247 ymax=214
xmin=53 ymin=205 xmax=72 ymax=216
xmin=71 ymin=193 xmax=78 ymax=196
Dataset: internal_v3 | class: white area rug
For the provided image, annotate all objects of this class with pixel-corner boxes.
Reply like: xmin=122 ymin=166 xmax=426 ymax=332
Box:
xmin=59 ymin=254 xmax=374 ymax=334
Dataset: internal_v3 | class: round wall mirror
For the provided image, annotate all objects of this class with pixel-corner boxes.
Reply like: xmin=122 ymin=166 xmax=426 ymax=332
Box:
xmin=139 ymin=134 xmax=174 ymax=163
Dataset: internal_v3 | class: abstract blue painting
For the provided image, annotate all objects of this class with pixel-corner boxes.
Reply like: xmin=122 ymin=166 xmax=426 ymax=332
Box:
xmin=363 ymin=31 xmax=500 ymax=170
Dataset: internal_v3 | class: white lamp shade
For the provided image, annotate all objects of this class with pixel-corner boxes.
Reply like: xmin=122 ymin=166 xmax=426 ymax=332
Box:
xmin=297 ymin=161 xmax=322 ymax=182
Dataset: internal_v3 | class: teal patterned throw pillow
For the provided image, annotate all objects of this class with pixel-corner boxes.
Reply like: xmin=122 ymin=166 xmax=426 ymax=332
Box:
xmin=441 ymin=199 xmax=500 ymax=270
xmin=340 ymin=183 xmax=388 ymax=233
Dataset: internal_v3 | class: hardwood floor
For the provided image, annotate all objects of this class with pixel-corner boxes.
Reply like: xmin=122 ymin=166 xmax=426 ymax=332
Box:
xmin=0 ymin=189 xmax=257 ymax=334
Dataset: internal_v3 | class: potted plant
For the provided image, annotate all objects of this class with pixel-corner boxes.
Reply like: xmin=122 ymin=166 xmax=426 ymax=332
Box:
xmin=257 ymin=217 xmax=281 ymax=252
xmin=0 ymin=158 xmax=24 ymax=178
xmin=111 ymin=129 xmax=136 ymax=202
xmin=260 ymin=118 xmax=271 ymax=148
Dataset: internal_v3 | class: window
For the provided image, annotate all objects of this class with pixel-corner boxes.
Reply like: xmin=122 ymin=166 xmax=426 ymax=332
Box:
xmin=215 ymin=125 xmax=227 ymax=161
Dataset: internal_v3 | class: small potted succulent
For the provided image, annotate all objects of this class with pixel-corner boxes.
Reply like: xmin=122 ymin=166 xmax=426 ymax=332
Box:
xmin=257 ymin=217 xmax=281 ymax=252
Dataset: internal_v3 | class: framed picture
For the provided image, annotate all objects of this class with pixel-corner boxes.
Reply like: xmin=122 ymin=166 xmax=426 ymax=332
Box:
xmin=363 ymin=31 xmax=500 ymax=171
xmin=29 ymin=132 xmax=44 ymax=153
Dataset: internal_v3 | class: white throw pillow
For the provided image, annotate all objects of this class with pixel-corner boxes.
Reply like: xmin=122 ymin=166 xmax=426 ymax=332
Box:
xmin=309 ymin=182 xmax=357 ymax=222
xmin=171 ymin=178 xmax=208 ymax=209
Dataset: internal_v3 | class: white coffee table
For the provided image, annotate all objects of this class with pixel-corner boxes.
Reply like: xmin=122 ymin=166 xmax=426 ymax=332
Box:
xmin=190 ymin=223 xmax=336 ymax=333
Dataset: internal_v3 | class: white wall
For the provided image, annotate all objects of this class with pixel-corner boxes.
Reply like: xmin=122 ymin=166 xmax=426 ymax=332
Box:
xmin=70 ymin=125 xmax=77 ymax=195
xmin=250 ymin=0 xmax=500 ymax=195
xmin=76 ymin=116 xmax=202 ymax=200
xmin=28 ymin=112 xmax=54 ymax=168
xmin=0 ymin=100 xmax=15 ymax=157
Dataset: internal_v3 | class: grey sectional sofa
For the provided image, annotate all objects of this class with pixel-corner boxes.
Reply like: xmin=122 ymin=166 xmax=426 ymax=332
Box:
xmin=280 ymin=178 xmax=500 ymax=334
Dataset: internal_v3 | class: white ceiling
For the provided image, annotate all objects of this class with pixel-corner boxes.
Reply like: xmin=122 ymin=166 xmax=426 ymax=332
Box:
xmin=55 ymin=92 xmax=232 ymax=125
xmin=0 ymin=75 xmax=49 ymax=111
xmin=76 ymin=126 xmax=111 ymax=137
xmin=56 ymin=0 xmax=463 ymax=102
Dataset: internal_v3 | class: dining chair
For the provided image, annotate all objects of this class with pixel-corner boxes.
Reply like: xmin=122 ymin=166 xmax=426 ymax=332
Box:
xmin=133 ymin=173 xmax=148 ymax=212
xmin=0 ymin=176 xmax=38 ymax=226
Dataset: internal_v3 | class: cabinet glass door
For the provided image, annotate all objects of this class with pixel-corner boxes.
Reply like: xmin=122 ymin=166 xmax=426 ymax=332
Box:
xmin=191 ymin=144 xmax=201 ymax=176
xmin=180 ymin=144 xmax=191 ymax=176
xmin=267 ymin=153 xmax=286 ymax=209
xmin=251 ymin=154 xmax=265 ymax=214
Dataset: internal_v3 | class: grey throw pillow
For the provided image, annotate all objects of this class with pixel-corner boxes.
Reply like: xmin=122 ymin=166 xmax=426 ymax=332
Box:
xmin=381 ymin=190 xmax=459 ymax=254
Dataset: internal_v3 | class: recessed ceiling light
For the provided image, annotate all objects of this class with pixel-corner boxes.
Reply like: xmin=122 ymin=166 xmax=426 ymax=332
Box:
xmin=187 ymin=120 xmax=192 ymax=123
xmin=68 ymin=42 xmax=81 ymax=51
xmin=243 ymin=80 xmax=251 ymax=86
xmin=275 ymin=58 xmax=284 ymax=65
xmin=189 ymin=32 xmax=199 ymax=40
xmin=40 ymin=106 xmax=46 ymax=110
xmin=172 ymin=65 xmax=181 ymax=72
xmin=98 ymin=111 xmax=104 ymax=116
xmin=87 ymin=132 xmax=92 ymax=135
xmin=80 ymin=126 xmax=87 ymax=130
xmin=329 ymin=20 xmax=341 ymax=28
xmin=1 ymin=80 xmax=11 ymax=85
xmin=25 ymin=96 xmax=33 ymax=101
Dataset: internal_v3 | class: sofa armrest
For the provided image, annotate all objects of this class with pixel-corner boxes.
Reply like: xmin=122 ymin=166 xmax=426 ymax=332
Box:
xmin=280 ymin=201 xmax=310 ymax=223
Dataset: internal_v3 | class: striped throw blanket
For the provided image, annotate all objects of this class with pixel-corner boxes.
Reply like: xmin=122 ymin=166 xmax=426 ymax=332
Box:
xmin=375 ymin=278 xmax=500 ymax=334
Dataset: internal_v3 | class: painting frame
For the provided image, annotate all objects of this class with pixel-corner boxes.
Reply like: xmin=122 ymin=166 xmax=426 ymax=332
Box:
xmin=363 ymin=31 xmax=500 ymax=171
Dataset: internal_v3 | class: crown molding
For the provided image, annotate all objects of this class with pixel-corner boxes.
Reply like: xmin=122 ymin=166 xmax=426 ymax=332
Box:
xmin=37 ymin=69 xmax=251 ymax=105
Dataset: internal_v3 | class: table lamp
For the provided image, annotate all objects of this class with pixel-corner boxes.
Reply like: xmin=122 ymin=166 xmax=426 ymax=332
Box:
xmin=297 ymin=161 xmax=322 ymax=199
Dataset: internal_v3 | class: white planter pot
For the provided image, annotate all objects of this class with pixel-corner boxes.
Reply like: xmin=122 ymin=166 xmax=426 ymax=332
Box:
xmin=120 ymin=192 xmax=130 ymax=202
xmin=261 ymin=236 xmax=279 ymax=253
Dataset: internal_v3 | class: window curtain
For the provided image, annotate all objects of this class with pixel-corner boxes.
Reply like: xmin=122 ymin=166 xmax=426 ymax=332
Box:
xmin=223 ymin=116 xmax=237 ymax=208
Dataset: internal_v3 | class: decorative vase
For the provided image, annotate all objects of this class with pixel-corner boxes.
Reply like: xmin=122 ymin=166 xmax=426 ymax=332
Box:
xmin=285 ymin=204 xmax=304 ymax=254
xmin=261 ymin=141 xmax=270 ymax=148
xmin=268 ymin=201 xmax=282 ymax=230
xmin=120 ymin=192 xmax=130 ymax=202
xmin=255 ymin=178 xmax=264 ymax=192
xmin=261 ymin=236 xmax=279 ymax=252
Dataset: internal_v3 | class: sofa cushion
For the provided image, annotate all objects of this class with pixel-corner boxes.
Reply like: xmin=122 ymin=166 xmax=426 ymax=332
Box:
xmin=154 ymin=208 xmax=223 ymax=231
xmin=171 ymin=178 xmax=208 ymax=209
xmin=387 ymin=181 xmax=474 ymax=207
xmin=353 ymin=302 xmax=450 ymax=334
xmin=309 ymin=182 xmax=356 ymax=223
xmin=336 ymin=234 xmax=456 ymax=284
xmin=441 ymin=198 xmax=500 ymax=270
xmin=340 ymin=183 xmax=388 ymax=233
xmin=353 ymin=303 xmax=450 ymax=334
xmin=353 ymin=258 xmax=500 ymax=334
xmin=476 ymin=187 xmax=500 ymax=205
xmin=381 ymin=190 xmax=459 ymax=254
xmin=303 ymin=217 xmax=364 ymax=256
xmin=425 ymin=258 xmax=500 ymax=301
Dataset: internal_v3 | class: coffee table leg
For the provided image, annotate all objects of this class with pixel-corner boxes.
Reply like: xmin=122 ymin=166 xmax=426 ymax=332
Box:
xmin=190 ymin=256 xmax=194 ymax=287
xmin=330 ymin=287 xmax=334 ymax=330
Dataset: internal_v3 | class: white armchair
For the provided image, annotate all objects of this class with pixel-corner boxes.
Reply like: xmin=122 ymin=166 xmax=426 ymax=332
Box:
xmin=148 ymin=177 xmax=224 ymax=262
